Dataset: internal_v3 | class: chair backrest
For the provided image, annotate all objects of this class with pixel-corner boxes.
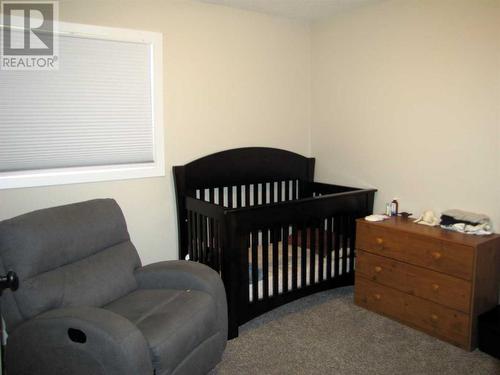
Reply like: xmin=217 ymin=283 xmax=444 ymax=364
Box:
xmin=0 ymin=199 xmax=141 ymax=331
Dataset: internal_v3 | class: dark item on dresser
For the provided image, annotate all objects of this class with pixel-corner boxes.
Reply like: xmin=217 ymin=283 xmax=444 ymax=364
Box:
xmin=173 ymin=147 xmax=377 ymax=338
xmin=478 ymin=305 xmax=500 ymax=359
xmin=0 ymin=199 xmax=227 ymax=375
xmin=354 ymin=216 xmax=500 ymax=350
xmin=399 ymin=212 xmax=412 ymax=219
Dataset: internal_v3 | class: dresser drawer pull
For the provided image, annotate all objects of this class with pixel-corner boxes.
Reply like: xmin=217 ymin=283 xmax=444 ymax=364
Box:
xmin=430 ymin=314 xmax=439 ymax=322
xmin=375 ymin=237 xmax=384 ymax=245
xmin=431 ymin=251 xmax=442 ymax=260
xmin=373 ymin=293 xmax=381 ymax=301
xmin=431 ymin=283 xmax=440 ymax=292
xmin=374 ymin=266 xmax=382 ymax=273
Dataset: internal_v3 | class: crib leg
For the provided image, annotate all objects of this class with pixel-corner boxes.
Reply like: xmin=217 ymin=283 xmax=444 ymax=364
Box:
xmin=228 ymin=318 xmax=239 ymax=340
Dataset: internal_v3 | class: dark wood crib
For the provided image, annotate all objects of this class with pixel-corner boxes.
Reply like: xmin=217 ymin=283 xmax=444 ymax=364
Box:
xmin=173 ymin=147 xmax=376 ymax=338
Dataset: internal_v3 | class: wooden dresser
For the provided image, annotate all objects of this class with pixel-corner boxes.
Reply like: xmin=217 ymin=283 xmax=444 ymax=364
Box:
xmin=354 ymin=216 xmax=500 ymax=350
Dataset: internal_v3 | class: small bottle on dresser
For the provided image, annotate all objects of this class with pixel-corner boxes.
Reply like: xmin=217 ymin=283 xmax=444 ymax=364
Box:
xmin=385 ymin=203 xmax=392 ymax=216
xmin=390 ymin=198 xmax=399 ymax=216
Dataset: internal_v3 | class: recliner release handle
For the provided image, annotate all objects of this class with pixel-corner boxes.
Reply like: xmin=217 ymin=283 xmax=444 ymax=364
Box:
xmin=0 ymin=271 xmax=18 ymax=295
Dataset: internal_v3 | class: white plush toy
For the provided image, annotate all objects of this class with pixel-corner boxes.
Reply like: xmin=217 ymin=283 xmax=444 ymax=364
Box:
xmin=414 ymin=210 xmax=439 ymax=226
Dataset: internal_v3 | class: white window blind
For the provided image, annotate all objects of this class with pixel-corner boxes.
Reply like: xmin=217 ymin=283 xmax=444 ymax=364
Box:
xmin=0 ymin=22 xmax=164 ymax=188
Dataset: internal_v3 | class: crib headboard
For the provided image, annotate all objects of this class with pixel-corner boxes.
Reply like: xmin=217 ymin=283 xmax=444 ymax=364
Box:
xmin=173 ymin=147 xmax=315 ymax=258
xmin=174 ymin=147 xmax=314 ymax=191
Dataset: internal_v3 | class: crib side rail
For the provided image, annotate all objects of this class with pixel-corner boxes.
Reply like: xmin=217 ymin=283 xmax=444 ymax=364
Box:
xmin=227 ymin=188 xmax=376 ymax=230
xmin=227 ymin=188 xmax=376 ymax=325
xmin=304 ymin=182 xmax=364 ymax=197
xmin=184 ymin=197 xmax=225 ymax=271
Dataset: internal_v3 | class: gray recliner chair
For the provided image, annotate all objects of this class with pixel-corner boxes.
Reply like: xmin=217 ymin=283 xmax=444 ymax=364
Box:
xmin=0 ymin=199 xmax=227 ymax=375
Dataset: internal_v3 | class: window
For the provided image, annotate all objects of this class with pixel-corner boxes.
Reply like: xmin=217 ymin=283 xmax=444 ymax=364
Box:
xmin=0 ymin=21 xmax=164 ymax=189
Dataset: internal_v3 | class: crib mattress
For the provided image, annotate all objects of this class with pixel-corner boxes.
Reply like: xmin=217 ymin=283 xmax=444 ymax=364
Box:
xmin=248 ymin=243 xmax=351 ymax=302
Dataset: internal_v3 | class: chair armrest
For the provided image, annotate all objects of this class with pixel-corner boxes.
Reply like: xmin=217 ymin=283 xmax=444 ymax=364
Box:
xmin=6 ymin=306 xmax=153 ymax=375
xmin=135 ymin=260 xmax=228 ymax=340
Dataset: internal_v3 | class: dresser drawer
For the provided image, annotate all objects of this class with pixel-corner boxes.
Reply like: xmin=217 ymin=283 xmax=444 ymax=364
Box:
xmin=355 ymin=275 xmax=406 ymax=322
xmin=355 ymin=276 xmax=470 ymax=349
xmin=356 ymin=222 xmax=474 ymax=280
xmin=356 ymin=250 xmax=472 ymax=313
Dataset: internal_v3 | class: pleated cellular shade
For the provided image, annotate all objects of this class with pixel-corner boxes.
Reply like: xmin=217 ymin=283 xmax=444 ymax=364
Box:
xmin=0 ymin=31 xmax=154 ymax=173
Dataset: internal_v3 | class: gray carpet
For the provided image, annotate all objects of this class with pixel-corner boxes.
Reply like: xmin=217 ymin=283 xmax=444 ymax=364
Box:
xmin=214 ymin=287 xmax=500 ymax=375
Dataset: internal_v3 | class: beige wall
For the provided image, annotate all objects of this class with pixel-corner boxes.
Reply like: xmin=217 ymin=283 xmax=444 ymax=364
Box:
xmin=0 ymin=0 xmax=311 ymax=264
xmin=2 ymin=0 xmax=499 ymax=267
xmin=311 ymin=0 xmax=500 ymax=228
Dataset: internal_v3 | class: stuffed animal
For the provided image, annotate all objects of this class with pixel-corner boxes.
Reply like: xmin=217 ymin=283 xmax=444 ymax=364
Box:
xmin=414 ymin=210 xmax=439 ymax=226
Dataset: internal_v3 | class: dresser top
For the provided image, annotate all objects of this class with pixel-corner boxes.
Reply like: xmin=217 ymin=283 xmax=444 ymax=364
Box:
xmin=357 ymin=216 xmax=500 ymax=247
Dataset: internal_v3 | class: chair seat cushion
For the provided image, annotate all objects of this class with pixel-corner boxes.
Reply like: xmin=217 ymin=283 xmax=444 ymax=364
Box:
xmin=104 ymin=289 xmax=217 ymax=374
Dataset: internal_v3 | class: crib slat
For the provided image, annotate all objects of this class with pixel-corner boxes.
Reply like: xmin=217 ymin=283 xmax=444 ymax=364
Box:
xmin=200 ymin=214 xmax=205 ymax=263
xmin=202 ymin=215 xmax=207 ymax=263
xmin=217 ymin=221 xmax=222 ymax=271
xmin=342 ymin=215 xmax=349 ymax=275
xmin=318 ymin=222 xmax=324 ymax=282
xmin=282 ymin=225 xmax=288 ymax=293
xmin=291 ymin=224 xmax=298 ymax=290
xmin=208 ymin=217 xmax=214 ymax=267
xmin=272 ymin=226 xmax=279 ymax=295
xmin=208 ymin=217 xmax=213 ymax=265
xmin=234 ymin=186 xmax=240 ymax=208
xmin=240 ymin=234 xmax=250 ymax=308
xmin=187 ymin=210 xmax=192 ymax=261
xmin=326 ymin=217 xmax=333 ymax=279
xmin=262 ymin=228 xmax=269 ymax=299
xmin=270 ymin=182 xmax=275 ymax=203
xmin=217 ymin=221 xmax=223 ymax=272
xmin=205 ymin=215 xmax=210 ymax=263
xmin=349 ymin=216 xmax=356 ymax=273
xmin=200 ymin=215 xmax=204 ymax=263
xmin=334 ymin=216 xmax=340 ymax=277
xmin=301 ymin=225 xmax=307 ymax=288
xmin=191 ymin=212 xmax=196 ymax=261
xmin=278 ymin=181 xmax=283 ymax=202
xmin=251 ymin=230 xmax=259 ymax=302
xmin=245 ymin=185 xmax=250 ymax=207
xmin=195 ymin=212 xmax=200 ymax=262
xmin=207 ymin=188 xmax=212 ymax=203
xmin=212 ymin=219 xmax=218 ymax=270
xmin=310 ymin=226 xmax=316 ymax=285
xmin=228 ymin=186 xmax=233 ymax=208
xmin=193 ymin=212 xmax=199 ymax=262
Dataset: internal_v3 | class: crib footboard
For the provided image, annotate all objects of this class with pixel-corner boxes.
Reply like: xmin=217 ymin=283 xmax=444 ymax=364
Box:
xmin=185 ymin=196 xmax=241 ymax=337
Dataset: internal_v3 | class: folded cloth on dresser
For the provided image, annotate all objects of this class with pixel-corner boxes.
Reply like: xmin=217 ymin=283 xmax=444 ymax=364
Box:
xmin=440 ymin=215 xmax=478 ymax=227
xmin=440 ymin=209 xmax=492 ymax=235
xmin=440 ymin=222 xmax=492 ymax=236
xmin=441 ymin=209 xmax=490 ymax=225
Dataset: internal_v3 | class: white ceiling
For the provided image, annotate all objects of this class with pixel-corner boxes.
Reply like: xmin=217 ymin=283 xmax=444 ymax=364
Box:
xmin=196 ymin=0 xmax=383 ymax=21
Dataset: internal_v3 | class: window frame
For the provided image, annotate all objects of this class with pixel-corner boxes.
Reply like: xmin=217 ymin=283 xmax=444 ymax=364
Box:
xmin=0 ymin=20 xmax=165 ymax=189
